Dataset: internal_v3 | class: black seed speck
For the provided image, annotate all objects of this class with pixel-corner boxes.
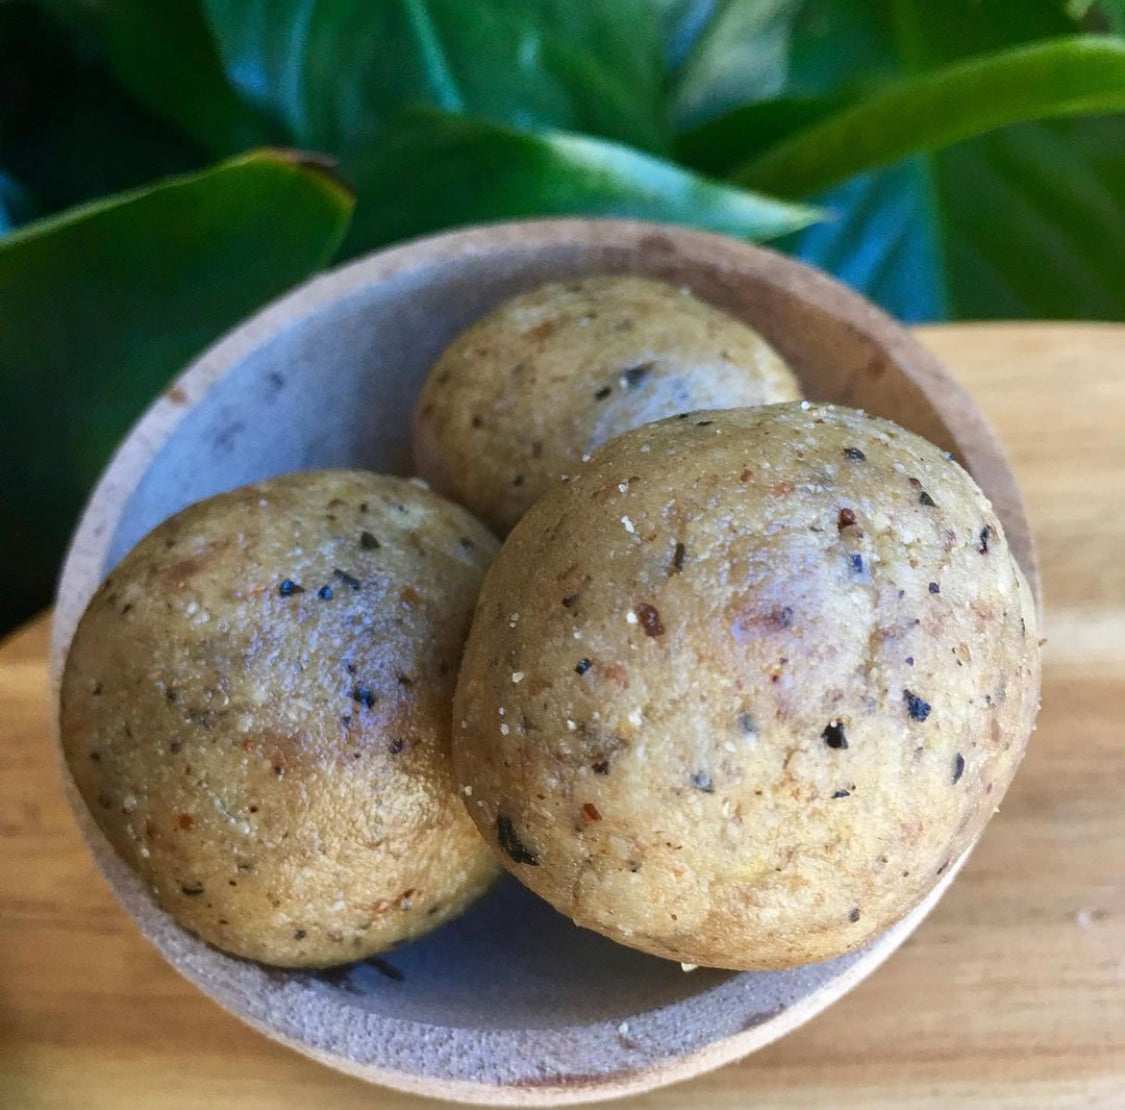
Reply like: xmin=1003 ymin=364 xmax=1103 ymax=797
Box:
xmin=575 ymin=658 xmax=591 ymax=675
xmin=360 ymin=531 xmax=380 ymax=550
xmin=181 ymin=883 xmax=204 ymax=897
xmin=397 ymin=673 xmax=413 ymax=688
xmin=89 ymin=751 xmax=101 ymax=762
xmin=832 ymin=789 xmax=850 ymax=798
xmin=352 ymin=686 xmax=376 ymax=709
xmin=592 ymin=760 xmax=610 ymax=775
xmin=952 ymin=752 xmax=966 ymax=784
xmin=513 ymin=474 xmax=524 ymax=486
xmin=471 ymin=414 xmax=483 ymax=428
xmin=905 ymin=656 xmax=914 ymax=666
xmin=929 ymin=582 xmax=940 ymax=594
xmin=294 ymin=929 xmax=307 ymax=939
xmin=594 ymin=385 xmax=612 ymax=401
xmin=278 ymin=579 xmax=304 ymax=597
xmin=389 ymin=738 xmax=405 ymax=755
xmin=334 ymin=568 xmax=361 ymax=590
xmin=849 ymin=553 xmax=865 ymax=574
xmin=848 ymin=907 xmax=861 ymax=923
xmin=497 ymin=815 xmax=539 ymax=865
xmin=919 ymin=491 xmax=937 ymax=507
xmin=843 ymin=447 xmax=866 ymax=461
xmin=738 ymin=713 xmax=758 ymax=737
xmin=822 ymin=721 xmax=848 ymax=749
xmin=318 ymin=585 xmax=333 ymax=600
xmin=92 ymin=682 xmax=103 ymax=696
xmin=460 ymin=536 xmax=475 ymax=550
xmin=904 ymin=689 xmax=932 ymax=721
xmin=345 ymin=661 xmax=357 ymax=674
xmin=978 ymin=525 xmax=991 ymax=554
xmin=622 ymin=362 xmax=653 ymax=388
xmin=671 ymin=541 xmax=685 ymax=573
xmin=562 ymin=592 xmax=578 ymax=608
xmin=696 ymin=419 xmax=713 ymax=427
xmin=691 ymin=771 xmax=714 ymax=793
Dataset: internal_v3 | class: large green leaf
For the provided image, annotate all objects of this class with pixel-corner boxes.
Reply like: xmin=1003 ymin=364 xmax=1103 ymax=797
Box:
xmin=0 ymin=151 xmax=353 ymax=630
xmin=737 ymin=37 xmax=1125 ymax=197
xmin=38 ymin=0 xmax=270 ymax=155
xmin=343 ymin=109 xmax=818 ymax=256
xmin=201 ymin=0 xmax=668 ymax=157
xmin=0 ymin=2 xmax=206 ymax=218
xmin=790 ymin=114 xmax=1125 ymax=322
xmin=687 ymin=0 xmax=1124 ymax=321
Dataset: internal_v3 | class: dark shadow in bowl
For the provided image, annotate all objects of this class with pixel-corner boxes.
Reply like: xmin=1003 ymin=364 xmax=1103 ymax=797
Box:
xmin=299 ymin=876 xmax=732 ymax=1030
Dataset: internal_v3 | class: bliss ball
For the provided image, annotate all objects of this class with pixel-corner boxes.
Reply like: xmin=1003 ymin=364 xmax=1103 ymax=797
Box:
xmin=452 ymin=405 xmax=1040 ymax=970
xmin=413 ymin=275 xmax=800 ymax=535
xmin=61 ymin=471 xmax=500 ymax=967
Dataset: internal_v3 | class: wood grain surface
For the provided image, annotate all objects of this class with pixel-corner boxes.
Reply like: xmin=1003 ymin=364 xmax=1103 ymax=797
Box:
xmin=2 ymin=323 xmax=1123 ymax=1110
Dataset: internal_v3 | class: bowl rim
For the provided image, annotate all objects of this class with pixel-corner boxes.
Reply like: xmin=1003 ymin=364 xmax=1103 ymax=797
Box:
xmin=48 ymin=218 xmax=1033 ymax=1106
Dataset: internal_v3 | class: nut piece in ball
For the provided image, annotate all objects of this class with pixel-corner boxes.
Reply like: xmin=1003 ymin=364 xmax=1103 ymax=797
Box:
xmin=413 ymin=275 xmax=801 ymax=534
xmin=452 ymin=405 xmax=1040 ymax=970
xmin=61 ymin=471 xmax=500 ymax=967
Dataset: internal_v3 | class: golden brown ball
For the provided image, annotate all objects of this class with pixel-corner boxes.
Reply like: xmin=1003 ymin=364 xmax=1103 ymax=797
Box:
xmin=61 ymin=471 xmax=500 ymax=967
xmin=452 ymin=405 xmax=1040 ymax=969
xmin=413 ymin=275 xmax=801 ymax=534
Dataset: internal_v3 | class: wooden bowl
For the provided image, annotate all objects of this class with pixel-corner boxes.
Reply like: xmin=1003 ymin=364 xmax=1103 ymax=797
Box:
xmin=48 ymin=220 xmax=1036 ymax=1106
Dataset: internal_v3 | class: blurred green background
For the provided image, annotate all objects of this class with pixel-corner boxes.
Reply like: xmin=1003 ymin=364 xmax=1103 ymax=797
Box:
xmin=2 ymin=0 xmax=1124 ymax=633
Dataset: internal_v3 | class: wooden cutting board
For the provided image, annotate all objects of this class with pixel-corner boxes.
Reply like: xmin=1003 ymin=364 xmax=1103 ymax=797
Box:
xmin=2 ymin=323 xmax=1122 ymax=1110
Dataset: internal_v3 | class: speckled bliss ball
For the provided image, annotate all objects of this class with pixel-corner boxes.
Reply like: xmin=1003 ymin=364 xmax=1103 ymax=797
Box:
xmin=61 ymin=471 xmax=500 ymax=967
xmin=452 ymin=405 xmax=1040 ymax=970
xmin=413 ymin=275 xmax=801 ymax=535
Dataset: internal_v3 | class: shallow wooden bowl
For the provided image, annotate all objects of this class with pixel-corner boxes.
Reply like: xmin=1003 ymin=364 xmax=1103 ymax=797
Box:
xmin=49 ymin=220 xmax=1036 ymax=1106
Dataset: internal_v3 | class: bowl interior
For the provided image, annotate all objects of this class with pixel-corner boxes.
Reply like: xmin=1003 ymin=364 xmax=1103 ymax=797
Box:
xmin=50 ymin=220 xmax=1032 ymax=1104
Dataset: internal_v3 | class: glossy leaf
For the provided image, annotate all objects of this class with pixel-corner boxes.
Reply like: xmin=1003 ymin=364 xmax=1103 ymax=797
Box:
xmin=736 ymin=37 xmax=1125 ymax=198
xmin=0 ymin=152 xmax=353 ymax=630
xmin=201 ymin=0 xmax=668 ymax=156
xmin=39 ymin=0 xmax=270 ymax=154
xmin=342 ymin=110 xmax=818 ymax=257
xmin=709 ymin=0 xmax=1125 ymax=321
xmin=791 ymin=113 xmax=1125 ymax=323
xmin=663 ymin=0 xmax=803 ymax=128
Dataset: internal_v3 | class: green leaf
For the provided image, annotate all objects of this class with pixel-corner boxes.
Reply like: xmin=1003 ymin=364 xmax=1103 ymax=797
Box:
xmin=736 ymin=36 xmax=1125 ymax=198
xmin=791 ymin=114 xmax=1125 ymax=322
xmin=342 ymin=109 xmax=819 ymax=257
xmin=38 ymin=0 xmax=271 ymax=155
xmin=0 ymin=3 xmax=206 ymax=217
xmin=0 ymin=151 xmax=353 ymax=630
xmin=663 ymin=0 xmax=803 ymax=128
xmin=1099 ymin=0 xmax=1125 ymax=31
xmin=201 ymin=0 xmax=668 ymax=156
xmin=699 ymin=1 xmax=1124 ymax=322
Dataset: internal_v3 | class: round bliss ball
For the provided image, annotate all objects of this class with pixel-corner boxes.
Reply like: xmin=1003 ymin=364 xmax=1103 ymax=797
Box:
xmin=413 ymin=275 xmax=801 ymax=534
xmin=61 ymin=471 xmax=500 ymax=967
xmin=452 ymin=405 xmax=1039 ymax=970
